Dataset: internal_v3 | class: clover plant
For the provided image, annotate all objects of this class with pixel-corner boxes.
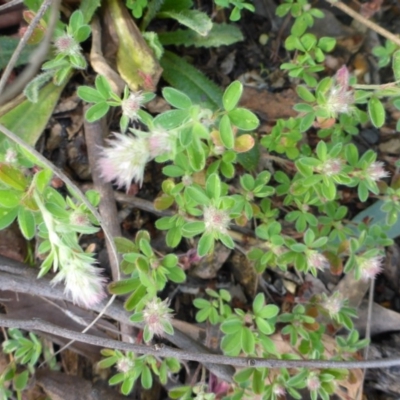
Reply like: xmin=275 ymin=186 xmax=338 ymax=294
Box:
xmin=1 ymin=0 xmax=400 ymax=399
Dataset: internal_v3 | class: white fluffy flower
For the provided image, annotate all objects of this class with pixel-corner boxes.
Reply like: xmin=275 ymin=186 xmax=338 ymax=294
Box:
xmin=142 ymin=297 xmax=174 ymax=340
xmin=367 ymin=161 xmax=390 ymax=182
xmin=307 ymin=251 xmax=329 ymax=271
xmin=98 ymin=133 xmax=151 ymax=190
xmin=121 ymin=92 xmax=144 ymax=122
xmin=51 ymin=255 xmax=107 ymax=308
xmin=359 ymin=255 xmax=383 ymax=281
xmin=148 ymin=128 xmax=173 ymax=158
xmin=326 ymin=65 xmax=354 ymax=116
xmin=203 ymin=206 xmax=230 ymax=235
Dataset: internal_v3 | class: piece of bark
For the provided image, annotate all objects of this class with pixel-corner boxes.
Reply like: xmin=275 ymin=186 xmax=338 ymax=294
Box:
xmin=36 ymin=370 xmax=127 ymax=400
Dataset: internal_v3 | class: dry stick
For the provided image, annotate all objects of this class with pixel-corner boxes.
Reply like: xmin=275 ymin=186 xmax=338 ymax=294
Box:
xmin=358 ymin=279 xmax=375 ymax=399
xmin=83 ymin=112 xmax=135 ymax=343
xmin=3 ymin=259 xmax=400 ymax=375
xmin=325 ymin=0 xmax=400 ymax=47
xmin=0 ymin=256 xmax=235 ymax=382
xmin=1 ymin=312 xmax=400 ymax=370
xmin=0 ymin=0 xmax=54 ymax=97
xmin=0 ymin=0 xmax=60 ymax=105
xmin=84 ymin=116 xmax=121 ymax=282
xmin=0 ymin=0 xmax=23 ymax=11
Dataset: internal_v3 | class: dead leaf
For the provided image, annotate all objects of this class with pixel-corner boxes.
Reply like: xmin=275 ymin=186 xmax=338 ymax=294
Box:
xmin=239 ymin=87 xmax=298 ymax=121
xmin=101 ymin=0 xmax=162 ymax=91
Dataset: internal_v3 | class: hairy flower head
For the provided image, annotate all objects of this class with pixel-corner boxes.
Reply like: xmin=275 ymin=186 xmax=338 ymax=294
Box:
xmin=5 ymin=148 xmax=17 ymax=163
xmin=69 ymin=210 xmax=90 ymax=227
xmin=51 ymin=254 xmax=107 ymax=308
xmin=203 ymin=206 xmax=230 ymax=235
xmin=307 ymin=374 xmax=321 ymax=391
xmin=54 ymin=33 xmax=81 ymax=56
xmin=98 ymin=133 xmax=150 ymax=191
xmin=319 ymin=158 xmax=343 ymax=177
xmin=359 ymin=255 xmax=383 ymax=281
xmin=321 ymin=292 xmax=343 ymax=318
xmin=148 ymin=128 xmax=174 ymax=158
xmin=307 ymin=251 xmax=329 ymax=271
xmin=142 ymin=297 xmax=174 ymax=341
xmin=116 ymin=356 xmax=135 ymax=374
xmin=367 ymin=161 xmax=390 ymax=182
xmin=326 ymin=65 xmax=354 ymax=116
xmin=273 ymin=384 xmax=286 ymax=396
xmin=121 ymin=92 xmax=145 ymax=122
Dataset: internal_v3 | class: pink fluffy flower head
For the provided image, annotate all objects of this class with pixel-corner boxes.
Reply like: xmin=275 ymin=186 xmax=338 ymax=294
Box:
xmin=367 ymin=161 xmax=390 ymax=182
xmin=54 ymin=33 xmax=81 ymax=56
xmin=116 ymin=356 xmax=135 ymax=374
xmin=121 ymin=92 xmax=145 ymax=122
xmin=203 ymin=206 xmax=230 ymax=235
xmin=307 ymin=374 xmax=321 ymax=391
xmin=321 ymin=292 xmax=343 ymax=318
xmin=326 ymin=65 xmax=354 ymax=116
xmin=273 ymin=384 xmax=286 ymax=397
xmin=142 ymin=297 xmax=174 ymax=341
xmin=307 ymin=251 xmax=330 ymax=272
xmin=148 ymin=128 xmax=173 ymax=158
xmin=98 ymin=133 xmax=151 ymax=191
xmin=319 ymin=158 xmax=343 ymax=177
xmin=359 ymin=255 xmax=383 ymax=281
xmin=51 ymin=255 xmax=107 ymax=308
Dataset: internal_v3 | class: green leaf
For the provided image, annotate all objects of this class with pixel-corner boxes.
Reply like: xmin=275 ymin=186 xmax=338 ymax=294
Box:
xmin=79 ymin=0 xmax=101 ymax=23
xmin=121 ymin=376 xmax=135 ymax=395
xmin=221 ymin=333 xmax=241 ymax=355
xmin=296 ymin=86 xmax=315 ymax=102
xmin=85 ymin=102 xmax=110 ymax=122
xmin=0 ymin=207 xmax=18 ymax=230
xmin=158 ymin=23 xmax=243 ymax=48
xmin=161 ymin=51 xmax=223 ymax=109
xmin=185 ymin=186 xmax=209 ymax=204
xmin=0 ymin=37 xmax=37 ymax=70
xmin=153 ymin=109 xmax=189 ymax=129
xmin=0 ymin=190 xmax=21 ymax=208
xmin=198 ymin=232 xmax=214 ymax=256
xmin=219 ymin=114 xmax=235 ymax=149
xmin=228 ymin=108 xmax=259 ymax=131
xmin=223 ymin=81 xmax=243 ymax=111
xmin=157 ymin=10 xmax=212 ymax=36
xmin=0 ymin=163 xmax=27 ymax=190
xmin=109 ymin=277 xmax=140 ymax=295
xmin=206 ymin=173 xmax=221 ymax=200
xmin=258 ymin=304 xmax=280 ymax=319
xmin=241 ymin=327 xmax=255 ymax=354
xmin=167 ymin=266 xmax=186 ymax=283
xmin=141 ymin=366 xmax=153 ymax=389
xmin=187 ymin=139 xmax=206 ymax=171
xmin=182 ymin=221 xmax=205 ymax=237
xmin=393 ymin=50 xmax=400 ymax=81
xmin=166 ymin=226 xmax=183 ymax=248
xmin=368 ymin=97 xmax=385 ymax=128
xmin=18 ymin=207 xmax=35 ymax=240
xmin=13 ymin=370 xmax=29 ymax=391
xmin=34 ymin=169 xmax=53 ymax=193
xmin=299 ymin=112 xmax=315 ymax=132
xmin=234 ymin=367 xmax=254 ymax=383
xmin=252 ymin=293 xmax=265 ymax=314
xmin=219 ymin=233 xmax=235 ymax=249
xmin=162 ymin=87 xmax=192 ymax=109
xmin=125 ymin=285 xmax=148 ymax=311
